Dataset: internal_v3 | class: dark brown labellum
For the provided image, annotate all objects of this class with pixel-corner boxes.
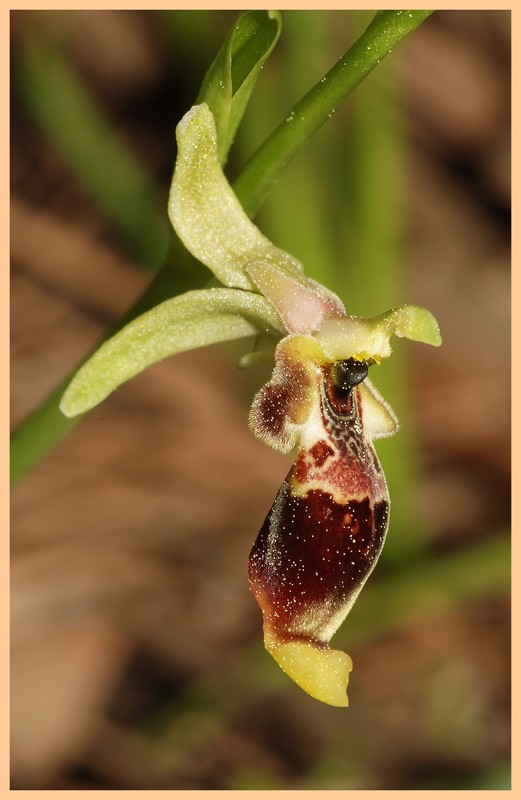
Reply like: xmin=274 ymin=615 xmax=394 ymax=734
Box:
xmin=249 ymin=358 xmax=390 ymax=651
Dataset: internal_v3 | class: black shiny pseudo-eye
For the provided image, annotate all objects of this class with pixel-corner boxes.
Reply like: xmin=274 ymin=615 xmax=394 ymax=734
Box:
xmin=329 ymin=358 xmax=369 ymax=391
xmin=323 ymin=358 xmax=370 ymax=419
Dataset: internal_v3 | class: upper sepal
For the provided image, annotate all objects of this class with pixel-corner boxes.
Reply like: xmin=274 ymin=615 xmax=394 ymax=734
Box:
xmin=168 ymin=103 xmax=304 ymax=291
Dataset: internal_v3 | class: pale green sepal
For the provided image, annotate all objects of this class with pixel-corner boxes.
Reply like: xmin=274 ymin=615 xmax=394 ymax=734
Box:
xmin=60 ymin=288 xmax=285 ymax=417
xmin=168 ymin=103 xmax=303 ymax=291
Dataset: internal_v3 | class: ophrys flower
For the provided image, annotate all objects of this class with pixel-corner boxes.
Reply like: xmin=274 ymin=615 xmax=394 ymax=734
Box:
xmin=61 ymin=103 xmax=441 ymax=707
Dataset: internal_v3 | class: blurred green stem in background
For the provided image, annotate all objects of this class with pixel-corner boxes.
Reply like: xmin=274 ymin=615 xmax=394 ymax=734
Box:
xmin=233 ymin=11 xmax=432 ymax=215
xmin=15 ymin=44 xmax=171 ymax=270
xmin=338 ymin=21 xmax=425 ymax=562
xmin=11 ymin=10 xmax=433 ymax=485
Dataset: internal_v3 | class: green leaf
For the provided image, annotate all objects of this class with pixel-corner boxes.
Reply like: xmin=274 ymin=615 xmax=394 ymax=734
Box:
xmin=197 ymin=10 xmax=282 ymax=164
xmin=59 ymin=288 xmax=285 ymax=417
xmin=234 ymin=10 xmax=434 ymax=216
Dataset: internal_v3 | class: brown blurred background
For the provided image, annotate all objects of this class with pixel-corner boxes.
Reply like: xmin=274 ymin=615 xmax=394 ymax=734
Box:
xmin=10 ymin=10 xmax=510 ymax=790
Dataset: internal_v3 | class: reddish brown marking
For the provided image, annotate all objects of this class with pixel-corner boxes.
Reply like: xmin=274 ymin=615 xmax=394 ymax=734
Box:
xmin=293 ymin=451 xmax=309 ymax=483
xmin=309 ymin=439 xmax=335 ymax=467
xmin=248 ymin=480 xmax=389 ymax=645
xmin=313 ymin=437 xmax=386 ymax=500
xmin=251 ymin=359 xmax=311 ymax=445
xmin=324 ymin=380 xmax=354 ymax=416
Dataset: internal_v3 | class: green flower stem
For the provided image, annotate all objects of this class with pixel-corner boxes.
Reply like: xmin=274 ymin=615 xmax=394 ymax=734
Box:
xmin=10 ymin=259 xmax=205 ymax=485
xmin=233 ymin=10 xmax=433 ymax=216
xmin=10 ymin=380 xmax=76 ymax=488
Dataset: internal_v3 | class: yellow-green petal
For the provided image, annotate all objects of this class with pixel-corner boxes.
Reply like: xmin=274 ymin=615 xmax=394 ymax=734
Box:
xmin=315 ymin=304 xmax=442 ymax=362
xmin=374 ymin=304 xmax=442 ymax=347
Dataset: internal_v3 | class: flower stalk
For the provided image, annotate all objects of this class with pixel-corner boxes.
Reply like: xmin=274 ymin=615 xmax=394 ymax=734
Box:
xmin=234 ymin=10 xmax=433 ymax=216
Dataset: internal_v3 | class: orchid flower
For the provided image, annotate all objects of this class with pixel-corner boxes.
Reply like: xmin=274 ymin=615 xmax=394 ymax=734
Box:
xmin=60 ymin=103 xmax=441 ymax=707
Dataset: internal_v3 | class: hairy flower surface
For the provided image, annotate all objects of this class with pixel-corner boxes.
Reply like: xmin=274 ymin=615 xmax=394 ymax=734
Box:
xmin=60 ymin=103 xmax=441 ymax=707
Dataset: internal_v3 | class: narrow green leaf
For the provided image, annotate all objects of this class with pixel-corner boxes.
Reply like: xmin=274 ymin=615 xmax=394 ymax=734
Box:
xmin=197 ymin=10 xmax=282 ymax=163
xmin=59 ymin=288 xmax=284 ymax=417
xmin=10 ymin=379 xmax=79 ymax=487
xmin=234 ymin=10 xmax=433 ymax=216
xmin=14 ymin=44 xmax=170 ymax=270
